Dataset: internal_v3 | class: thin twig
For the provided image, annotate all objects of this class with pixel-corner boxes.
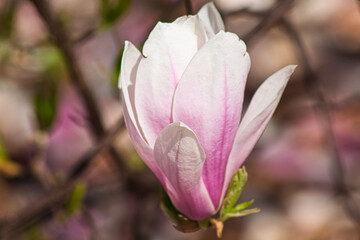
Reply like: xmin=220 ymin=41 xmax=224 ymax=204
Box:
xmin=242 ymin=0 xmax=295 ymax=43
xmin=0 ymin=118 xmax=125 ymax=238
xmin=69 ymin=118 xmax=125 ymax=180
xmin=0 ymin=183 xmax=73 ymax=239
xmin=28 ymin=0 xmax=129 ymax=177
xmin=29 ymin=0 xmax=104 ymax=137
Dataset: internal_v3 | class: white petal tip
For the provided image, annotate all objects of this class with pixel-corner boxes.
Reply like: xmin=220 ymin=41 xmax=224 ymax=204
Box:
xmin=198 ymin=1 xmax=225 ymax=35
xmin=269 ymin=65 xmax=297 ymax=86
xmin=283 ymin=65 xmax=297 ymax=76
xmin=118 ymin=40 xmax=142 ymax=89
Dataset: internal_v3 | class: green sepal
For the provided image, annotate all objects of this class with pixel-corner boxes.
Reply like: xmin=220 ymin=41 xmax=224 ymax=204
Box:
xmin=221 ymin=208 xmax=260 ymax=221
xmin=198 ymin=218 xmax=211 ymax=229
xmin=228 ymin=200 xmax=254 ymax=213
xmin=160 ymin=167 xmax=260 ymax=236
xmin=218 ymin=167 xmax=260 ymax=222
xmin=220 ymin=167 xmax=248 ymax=218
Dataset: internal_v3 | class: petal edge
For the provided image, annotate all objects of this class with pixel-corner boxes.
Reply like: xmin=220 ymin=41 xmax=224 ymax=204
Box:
xmin=154 ymin=122 xmax=215 ymax=220
xmin=223 ymin=65 xmax=297 ymax=200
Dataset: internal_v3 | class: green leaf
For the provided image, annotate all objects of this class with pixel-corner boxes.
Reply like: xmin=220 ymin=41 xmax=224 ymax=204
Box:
xmin=26 ymin=225 xmax=44 ymax=240
xmin=101 ymin=0 xmax=130 ymax=26
xmin=228 ymin=200 xmax=254 ymax=213
xmin=34 ymin=83 xmax=57 ymax=130
xmin=220 ymin=167 xmax=248 ymax=218
xmin=33 ymin=45 xmax=66 ymax=77
xmin=0 ymin=1 xmax=17 ymax=38
xmin=32 ymin=45 xmax=66 ymax=130
xmin=0 ymin=40 xmax=11 ymax=67
xmin=223 ymin=208 xmax=260 ymax=220
xmin=216 ymin=167 xmax=260 ymax=223
xmin=0 ymin=137 xmax=7 ymax=164
xmin=66 ymin=182 xmax=86 ymax=215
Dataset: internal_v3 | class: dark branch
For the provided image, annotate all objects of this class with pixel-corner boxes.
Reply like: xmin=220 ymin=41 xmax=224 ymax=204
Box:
xmin=242 ymin=0 xmax=295 ymax=43
xmin=28 ymin=0 xmax=127 ymax=178
xmin=69 ymin=118 xmax=125 ymax=179
xmin=0 ymin=1 xmax=129 ymax=236
xmin=29 ymin=0 xmax=104 ymax=138
xmin=0 ymin=118 xmax=125 ymax=238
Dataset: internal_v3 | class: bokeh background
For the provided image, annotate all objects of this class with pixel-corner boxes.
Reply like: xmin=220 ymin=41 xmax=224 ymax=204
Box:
xmin=0 ymin=0 xmax=359 ymax=239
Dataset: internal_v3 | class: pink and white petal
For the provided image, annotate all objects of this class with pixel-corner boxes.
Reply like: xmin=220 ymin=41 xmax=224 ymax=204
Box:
xmin=173 ymin=14 xmax=209 ymax=43
xmin=134 ymin=21 xmax=206 ymax=147
xmin=223 ymin=65 xmax=297 ymax=198
xmin=122 ymin=104 xmax=167 ymax=184
xmin=154 ymin=122 xmax=215 ymax=220
xmin=119 ymin=41 xmax=143 ymax=138
xmin=172 ymin=31 xmax=250 ymax=208
xmin=119 ymin=41 xmax=166 ymax=183
xmin=198 ymin=2 xmax=225 ymax=37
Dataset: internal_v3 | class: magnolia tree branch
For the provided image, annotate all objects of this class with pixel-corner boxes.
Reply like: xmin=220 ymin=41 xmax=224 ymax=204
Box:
xmin=0 ymin=184 xmax=74 ymax=240
xmin=0 ymin=118 xmax=125 ymax=239
xmin=0 ymin=118 xmax=160 ymax=240
xmin=69 ymin=118 xmax=125 ymax=179
xmin=29 ymin=0 xmax=103 ymax=137
xmin=0 ymin=0 xmax=130 ymax=237
xmin=28 ymin=0 xmax=127 ymax=175
xmin=241 ymin=0 xmax=295 ymax=43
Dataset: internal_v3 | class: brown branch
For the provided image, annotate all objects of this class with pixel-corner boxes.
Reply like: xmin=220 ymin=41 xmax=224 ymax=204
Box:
xmin=29 ymin=0 xmax=104 ymax=137
xmin=28 ymin=0 xmax=127 ymax=175
xmin=241 ymin=0 xmax=295 ymax=43
xmin=0 ymin=118 xmax=125 ymax=239
xmin=69 ymin=118 xmax=125 ymax=179
xmin=0 ymin=183 xmax=73 ymax=239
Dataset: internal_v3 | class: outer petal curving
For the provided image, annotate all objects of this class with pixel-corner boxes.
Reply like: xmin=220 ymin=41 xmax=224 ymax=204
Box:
xmin=134 ymin=19 xmax=207 ymax=147
xmin=119 ymin=41 xmax=166 ymax=183
xmin=154 ymin=122 xmax=215 ymax=220
xmin=223 ymin=65 xmax=297 ymax=199
xmin=172 ymin=31 xmax=250 ymax=208
xmin=198 ymin=2 xmax=225 ymax=37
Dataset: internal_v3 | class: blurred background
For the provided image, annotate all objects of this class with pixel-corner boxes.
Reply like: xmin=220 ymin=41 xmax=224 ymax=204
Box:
xmin=0 ymin=0 xmax=359 ymax=239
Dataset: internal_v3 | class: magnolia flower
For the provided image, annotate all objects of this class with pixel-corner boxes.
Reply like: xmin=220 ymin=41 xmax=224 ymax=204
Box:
xmin=119 ymin=2 xmax=295 ymax=220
